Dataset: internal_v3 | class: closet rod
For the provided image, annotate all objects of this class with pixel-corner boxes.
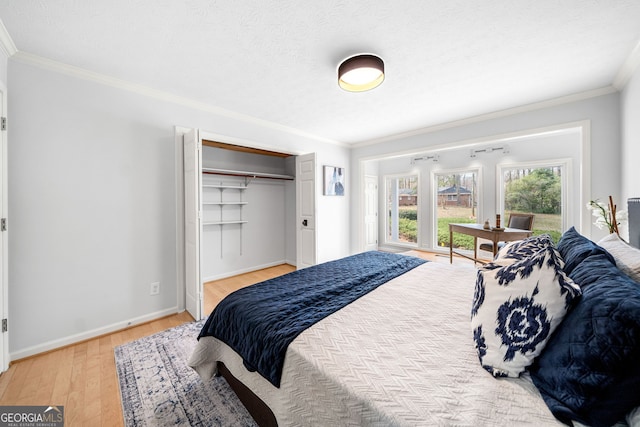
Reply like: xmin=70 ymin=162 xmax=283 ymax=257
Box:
xmin=202 ymin=167 xmax=294 ymax=181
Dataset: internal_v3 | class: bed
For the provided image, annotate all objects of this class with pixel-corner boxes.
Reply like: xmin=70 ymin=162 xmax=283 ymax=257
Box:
xmin=189 ymin=233 xmax=640 ymax=427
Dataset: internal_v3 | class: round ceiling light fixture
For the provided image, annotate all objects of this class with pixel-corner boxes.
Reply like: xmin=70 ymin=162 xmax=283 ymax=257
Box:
xmin=338 ymin=54 xmax=385 ymax=92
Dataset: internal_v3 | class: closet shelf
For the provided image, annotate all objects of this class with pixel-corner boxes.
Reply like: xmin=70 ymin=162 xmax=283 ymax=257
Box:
xmin=203 ymin=184 xmax=247 ymax=190
xmin=202 ymin=167 xmax=294 ymax=181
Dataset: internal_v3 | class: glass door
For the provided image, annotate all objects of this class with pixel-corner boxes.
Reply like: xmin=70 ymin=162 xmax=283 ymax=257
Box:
xmin=434 ymin=169 xmax=479 ymax=251
xmin=385 ymin=175 xmax=419 ymax=246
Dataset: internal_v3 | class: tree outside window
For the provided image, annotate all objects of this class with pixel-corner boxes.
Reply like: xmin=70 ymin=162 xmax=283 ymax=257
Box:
xmin=502 ymin=165 xmax=563 ymax=242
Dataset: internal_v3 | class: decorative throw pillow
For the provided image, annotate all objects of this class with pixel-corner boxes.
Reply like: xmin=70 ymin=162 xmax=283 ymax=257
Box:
xmin=530 ymin=253 xmax=640 ymax=426
xmin=597 ymin=233 xmax=640 ymax=282
xmin=556 ymin=226 xmax=614 ymax=275
xmin=471 ymin=246 xmax=581 ymax=378
xmin=493 ymin=234 xmax=555 ymax=265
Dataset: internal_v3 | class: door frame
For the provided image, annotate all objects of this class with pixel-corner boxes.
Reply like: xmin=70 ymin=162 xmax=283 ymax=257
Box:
xmin=0 ymin=81 xmax=8 ymax=372
xmin=174 ymin=127 xmax=312 ymax=316
xmin=363 ymin=175 xmax=378 ymax=251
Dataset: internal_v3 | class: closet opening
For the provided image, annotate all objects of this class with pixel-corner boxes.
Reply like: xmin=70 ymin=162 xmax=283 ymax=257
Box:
xmin=199 ymin=139 xmax=297 ymax=315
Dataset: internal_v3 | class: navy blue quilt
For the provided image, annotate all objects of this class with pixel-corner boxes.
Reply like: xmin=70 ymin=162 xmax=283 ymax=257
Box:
xmin=531 ymin=229 xmax=640 ymax=426
xmin=198 ymin=251 xmax=426 ymax=387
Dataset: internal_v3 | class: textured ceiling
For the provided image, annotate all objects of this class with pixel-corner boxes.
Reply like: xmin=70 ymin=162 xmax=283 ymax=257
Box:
xmin=1 ymin=1 xmax=639 ymax=145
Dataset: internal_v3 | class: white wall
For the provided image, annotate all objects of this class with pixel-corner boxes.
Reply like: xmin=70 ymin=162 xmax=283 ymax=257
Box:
xmin=200 ymin=147 xmax=293 ymax=280
xmin=621 ymin=65 xmax=640 ymax=203
xmin=7 ymin=58 xmax=350 ymax=358
xmin=315 ymin=146 xmax=351 ymax=263
xmin=350 ymin=92 xmax=622 ymax=252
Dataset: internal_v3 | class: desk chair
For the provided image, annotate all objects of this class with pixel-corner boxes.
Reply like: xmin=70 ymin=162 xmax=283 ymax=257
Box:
xmin=479 ymin=213 xmax=535 ymax=254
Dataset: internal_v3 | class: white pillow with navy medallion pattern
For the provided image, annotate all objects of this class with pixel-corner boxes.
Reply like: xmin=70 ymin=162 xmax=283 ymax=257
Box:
xmin=493 ymin=234 xmax=555 ymax=265
xmin=471 ymin=245 xmax=581 ymax=377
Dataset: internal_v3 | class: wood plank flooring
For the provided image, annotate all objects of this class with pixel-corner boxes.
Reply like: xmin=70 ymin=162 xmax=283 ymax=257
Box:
xmin=0 ymin=263 xmax=295 ymax=427
xmin=203 ymin=263 xmax=296 ymax=315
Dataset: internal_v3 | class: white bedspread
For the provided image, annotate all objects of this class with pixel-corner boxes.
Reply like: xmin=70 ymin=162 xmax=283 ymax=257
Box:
xmin=189 ymin=261 xmax=563 ymax=426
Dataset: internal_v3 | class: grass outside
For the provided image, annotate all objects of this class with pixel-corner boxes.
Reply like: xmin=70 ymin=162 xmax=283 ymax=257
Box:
xmin=398 ymin=205 xmax=562 ymax=250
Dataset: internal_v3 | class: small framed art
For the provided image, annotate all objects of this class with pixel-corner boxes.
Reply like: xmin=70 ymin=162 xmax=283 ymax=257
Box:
xmin=323 ymin=166 xmax=345 ymax=196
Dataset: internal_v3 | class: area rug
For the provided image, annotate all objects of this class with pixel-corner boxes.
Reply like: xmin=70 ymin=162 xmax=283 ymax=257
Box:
xmin=115 ymin=320 xmax=258 ymax=427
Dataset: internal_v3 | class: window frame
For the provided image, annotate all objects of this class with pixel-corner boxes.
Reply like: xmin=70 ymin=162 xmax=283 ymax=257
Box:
xmin=383 ymin=173 xmax=420 ymax=248
xmin=431 ymin=167 xmax=482 ymax=250
xmin=496 ymin=158 xmax=572 ymax=234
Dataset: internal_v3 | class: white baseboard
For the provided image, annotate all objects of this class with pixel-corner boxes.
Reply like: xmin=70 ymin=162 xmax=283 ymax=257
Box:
xmin=10 ymin=306 xmax=180 ymax=361
xmin=202 ymin=260 xmax=293 ymax=283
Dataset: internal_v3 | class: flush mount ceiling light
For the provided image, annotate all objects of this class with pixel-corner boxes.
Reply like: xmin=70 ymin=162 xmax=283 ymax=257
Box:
xmin=338 ymin=54 xmax=385 ymax=92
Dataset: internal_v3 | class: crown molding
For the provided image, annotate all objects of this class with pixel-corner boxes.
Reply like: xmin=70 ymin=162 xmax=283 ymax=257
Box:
xmin=8 ymin=41 xmax=630 ymax=150
xmin=352 ymin=86 xmax=617 ymax=148
xmin=613 ymin=39 xmax=640 ymax=90
xmin=10 ymin=51 xmax=346 ymax=148
xmin=0 ymin=19 xmax=17 ymax=57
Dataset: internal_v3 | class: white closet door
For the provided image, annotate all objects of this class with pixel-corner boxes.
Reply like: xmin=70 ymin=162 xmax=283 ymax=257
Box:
xmin=296 ymin=153 xmax=317 ymax=269
xmin=0 ymin=83 xmax=7 ymax=372
xmin=184 ymin=129 xmax=203 ymax=320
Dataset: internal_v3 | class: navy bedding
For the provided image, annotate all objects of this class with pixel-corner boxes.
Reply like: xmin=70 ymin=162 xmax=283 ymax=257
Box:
xmin=530 ymin=228 xmax=640 ymax=426
xmin=198 ymin=251 xmax=426 ymax=387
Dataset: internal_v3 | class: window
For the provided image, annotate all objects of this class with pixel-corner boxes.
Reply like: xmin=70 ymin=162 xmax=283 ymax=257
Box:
xmin=499 ymin=162 xmax=567 ymax=242
xmin=385 ymin=175 xmax=418 ymax=246
xmin=434 ymin=170 xmax=479 ymax=250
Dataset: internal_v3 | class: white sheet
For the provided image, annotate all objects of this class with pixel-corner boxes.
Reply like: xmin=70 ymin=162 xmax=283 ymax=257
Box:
xmin=189 ymin=261 xmax=563 ymax=426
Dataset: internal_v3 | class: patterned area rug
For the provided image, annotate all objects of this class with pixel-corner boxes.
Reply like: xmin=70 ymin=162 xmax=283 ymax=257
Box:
xmin=115 ymin=320 xmax=257 ymax=427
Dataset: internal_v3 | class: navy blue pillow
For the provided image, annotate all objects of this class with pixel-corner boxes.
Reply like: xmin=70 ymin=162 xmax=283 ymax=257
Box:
xmin=556 ymin=227 xmax=614 ymax=275
xmin=530 ymin=253 xmax=640 ymax=426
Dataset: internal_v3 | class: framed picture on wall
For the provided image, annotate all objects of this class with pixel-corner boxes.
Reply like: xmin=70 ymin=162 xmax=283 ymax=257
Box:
xmin=323 ymin=165 xmax=345 ymax=196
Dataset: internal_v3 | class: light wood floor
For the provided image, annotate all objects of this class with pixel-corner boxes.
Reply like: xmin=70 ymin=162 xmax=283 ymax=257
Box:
xmin=203 ymin=263 xmax=296 ymax=315
xmin=0 ymin=263 xmax=295 ymax=427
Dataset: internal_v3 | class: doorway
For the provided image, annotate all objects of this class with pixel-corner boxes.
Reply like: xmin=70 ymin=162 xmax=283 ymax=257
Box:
xmin=179 ymin=128 xmax=317 ymax=320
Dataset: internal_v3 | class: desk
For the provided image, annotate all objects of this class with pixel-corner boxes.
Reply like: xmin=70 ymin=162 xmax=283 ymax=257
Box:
xmin=449 ymin=223 xmax=533 ymax=263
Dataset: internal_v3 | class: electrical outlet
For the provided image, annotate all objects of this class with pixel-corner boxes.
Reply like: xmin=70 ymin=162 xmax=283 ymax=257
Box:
xmin=150 ymin=282 xmax=160 ymax=295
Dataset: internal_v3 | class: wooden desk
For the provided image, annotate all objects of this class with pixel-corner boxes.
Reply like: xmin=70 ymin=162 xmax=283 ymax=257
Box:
xmin=449 ymin=223 xmax=533 ymax=263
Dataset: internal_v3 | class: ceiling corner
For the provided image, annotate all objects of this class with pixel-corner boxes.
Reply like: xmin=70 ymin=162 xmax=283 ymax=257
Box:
xmin=613 ymin=39 xmax=640 ymax=90
xmin=0 ymin=19 xmax=17 ymax=57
